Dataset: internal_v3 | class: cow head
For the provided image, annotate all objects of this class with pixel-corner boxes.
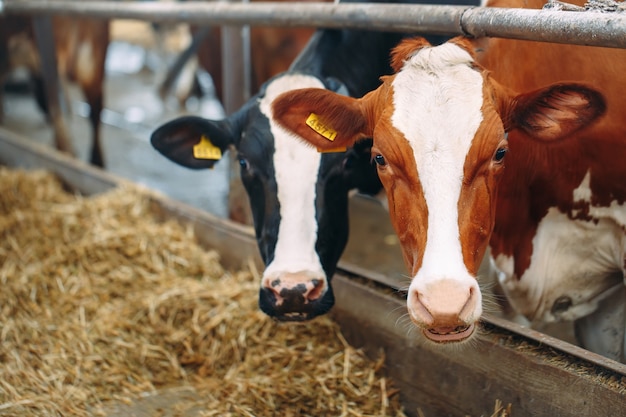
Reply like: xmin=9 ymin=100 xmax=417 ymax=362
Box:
xmin=151 ymin=73 xmax=382 ymax=321
xmin=272 ymin=36 xmax=605 ymax=342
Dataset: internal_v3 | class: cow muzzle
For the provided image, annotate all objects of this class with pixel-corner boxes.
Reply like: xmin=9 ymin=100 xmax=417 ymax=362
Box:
xmin=258 ymin=271 xmax=333 ymax=321
xmin=407 ymin=278 xmax=481 ymax=343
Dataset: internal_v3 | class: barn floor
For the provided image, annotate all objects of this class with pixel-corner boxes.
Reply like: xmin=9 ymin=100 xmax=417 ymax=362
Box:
xmin=0 ymin=21 xmax=574 ymax=415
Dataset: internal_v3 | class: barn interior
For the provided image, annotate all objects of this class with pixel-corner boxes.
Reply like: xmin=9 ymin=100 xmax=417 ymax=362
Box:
xmin=1 ymin=7 xmax=622 ymax=417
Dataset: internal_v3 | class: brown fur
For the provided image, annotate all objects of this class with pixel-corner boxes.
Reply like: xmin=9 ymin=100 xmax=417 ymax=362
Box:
xmin=195 ymin=0 xmax=331 ymax=103
xmin=476 ymin=0 xmax=626 ymax=281
xmin=389 ymin=37 xmax=431 ymax=73
xmin=0 ymin=16 xmax=110 ymax=167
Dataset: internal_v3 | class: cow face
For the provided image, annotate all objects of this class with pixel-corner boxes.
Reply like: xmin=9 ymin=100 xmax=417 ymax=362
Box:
xmin=272 ymin=36 xmax=605 ymax=342
xmin=151 ymin=73 xmax=381 ymax=322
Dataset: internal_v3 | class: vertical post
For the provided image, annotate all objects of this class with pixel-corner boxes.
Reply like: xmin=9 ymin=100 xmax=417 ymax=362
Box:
xmin=221 ymin=0 xmax=253 ymax=225
xmin=32 ymin=15 xmax=74 ymax=156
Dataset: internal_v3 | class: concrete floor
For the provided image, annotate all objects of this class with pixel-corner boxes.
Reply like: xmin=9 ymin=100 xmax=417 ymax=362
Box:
xmin=2 ymin=42 xmax=232 ymax=219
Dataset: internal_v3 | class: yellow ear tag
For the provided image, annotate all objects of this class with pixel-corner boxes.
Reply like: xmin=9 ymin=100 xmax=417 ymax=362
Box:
xmin=316 ymin=147 xmax=347 ymax=153
xmin=193 ymin=135 xmax=222 ymax=160
xmin=306 ymin=113 xmax=337 ymax=142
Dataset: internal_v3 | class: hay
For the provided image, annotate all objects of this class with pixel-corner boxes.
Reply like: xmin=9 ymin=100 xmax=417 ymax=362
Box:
xmin=0 ymin=168 xmax=407 ymax=417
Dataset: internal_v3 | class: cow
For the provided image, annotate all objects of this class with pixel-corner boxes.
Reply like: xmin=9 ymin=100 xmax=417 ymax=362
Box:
xmin=193 ymin=0 xmax=329 ymax=105
xmin=475 ymin=0 xmax=626 ymax=362
xmin=272 ymin=24 xmax=622 ymax=360
xmin=157 ymin=0 xmax=331 ymax=107
xmin=151 ymin=0 xmax=479 ymax=321
xmin=0 ymin=16 xmax=110 ymax=167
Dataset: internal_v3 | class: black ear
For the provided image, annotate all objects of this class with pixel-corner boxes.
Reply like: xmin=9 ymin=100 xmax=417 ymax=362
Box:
xmin=343 ymin=139 xmax=382 ymax=196
xmin=150 ymin=115 xmax=241 ymax=169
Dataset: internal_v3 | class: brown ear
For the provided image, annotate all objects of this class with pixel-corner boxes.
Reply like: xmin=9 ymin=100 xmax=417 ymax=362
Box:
xmin=449 ymin=36 xmax=479 ymax=60
xmin=507 ymin=83 xmax=606 ymax=142
xmin=390 ymin=36 xmax=431 ymax=73
xmin=272 ymin=88 xmax=371 ymax=151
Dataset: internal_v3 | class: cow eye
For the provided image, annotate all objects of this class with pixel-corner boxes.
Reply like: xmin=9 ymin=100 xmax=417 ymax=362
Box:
xmin=374 ymin=154 xmax=386 ymax=167
xmin=493 ymin=147 xmax=507 ymax=163
xmin=238 ymin=157 xmax=249 ymax=170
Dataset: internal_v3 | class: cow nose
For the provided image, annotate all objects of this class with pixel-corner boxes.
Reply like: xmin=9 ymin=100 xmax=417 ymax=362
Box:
xmin=407 ymin=279 xmax=480 ymax=343
xmin=265 ymin=273 xmax=326 ymax=306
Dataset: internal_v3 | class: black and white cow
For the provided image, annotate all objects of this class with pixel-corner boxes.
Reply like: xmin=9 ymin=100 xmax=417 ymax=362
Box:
xmin=150 ymin=0 xmax=478 ymax=321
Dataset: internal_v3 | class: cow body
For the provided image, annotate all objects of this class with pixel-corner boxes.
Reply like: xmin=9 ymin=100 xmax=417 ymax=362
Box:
xmin=273 ymin=23 xmax=619 ymax=358
xmin=0 ymin=16 xmax=109 ymax=167
xmin=476 ymin=0 xmax=626 ymax=361
xmin=152 ymin=0 xmax=478 ymax=321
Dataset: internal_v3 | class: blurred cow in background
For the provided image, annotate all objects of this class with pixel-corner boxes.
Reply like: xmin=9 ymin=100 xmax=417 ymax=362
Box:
xmin=156 ymin=0 xmax=331 ymax=108
xmin=0 ymin=15 xmax=110 ymax=167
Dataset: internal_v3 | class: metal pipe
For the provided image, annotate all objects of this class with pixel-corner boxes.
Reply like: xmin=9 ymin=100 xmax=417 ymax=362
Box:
xmin=1 ymin=1 xmax=626 ymax=48
xmin=461 ymin=6 xmax=626 ymax=46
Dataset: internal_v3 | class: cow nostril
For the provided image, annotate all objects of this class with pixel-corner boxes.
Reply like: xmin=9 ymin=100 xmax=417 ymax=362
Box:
xmin=262 ymin=275 xmax=327 ymax=306
xmin=265 ymin=284 xmax=285 ymax=306
xmin=408 ymin=290 xmax=435 ymax=326
xmin=306 ymin=279 xmax=324 ymax=301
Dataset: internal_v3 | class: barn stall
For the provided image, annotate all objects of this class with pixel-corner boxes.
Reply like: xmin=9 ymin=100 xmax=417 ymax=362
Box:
xmin=1 ymin=1 xmax=626 ymax=416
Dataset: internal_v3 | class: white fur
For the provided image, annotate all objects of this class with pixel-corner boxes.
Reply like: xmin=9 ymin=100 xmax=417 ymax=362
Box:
xmin=391 ymin=42 xmax=484 ymax=314
xmin=76 ymin=41 xmax=96 ymax=84
xmin=574 ymin=171 xmax=626 ymax=228
xmin=495 ymin=172 xmax=626 ymax=324
xmin=258 ymin=74 xmax=327 ymax=280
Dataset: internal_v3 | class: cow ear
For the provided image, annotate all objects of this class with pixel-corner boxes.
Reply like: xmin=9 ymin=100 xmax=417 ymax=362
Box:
xmin=390 ymin=36 xmax=431 ymax=73
xmin=272 ymin=88 xmax=370 ymax=151
xmin=507 ymin=83 xmax=606 ymax=142
xmin=150 ymin=115 xmax=240 ymax=169
xmin=450 ymin=36 xmax=479 ymax=59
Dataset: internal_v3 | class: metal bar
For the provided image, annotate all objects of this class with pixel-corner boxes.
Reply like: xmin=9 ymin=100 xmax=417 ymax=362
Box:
xmin=2 ymin=1 xmax=626 ymax=48
xmin=461 ymin=6 xmax=626 ymax=46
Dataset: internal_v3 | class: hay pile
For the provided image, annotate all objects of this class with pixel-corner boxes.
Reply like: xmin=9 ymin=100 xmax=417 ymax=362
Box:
xmin=0 ymin=168 xmax=406 ymax=416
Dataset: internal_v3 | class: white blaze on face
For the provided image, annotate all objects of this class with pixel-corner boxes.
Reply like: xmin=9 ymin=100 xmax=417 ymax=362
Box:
xmin=259 ymin=74 xmax=327 ymax=279
xmin=391 ymin=43 xmax=484 ymax=308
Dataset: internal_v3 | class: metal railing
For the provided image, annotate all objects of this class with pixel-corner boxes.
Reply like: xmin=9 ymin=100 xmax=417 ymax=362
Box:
xmin=1 ymin=0 xmax=626 ymax=48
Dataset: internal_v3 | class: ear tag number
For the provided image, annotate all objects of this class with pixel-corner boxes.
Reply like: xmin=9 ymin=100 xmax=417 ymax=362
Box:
xmin=193 ymin=135 xmax=222 ymax=160
xmin=306 ymin=113 xmax=337 ymax=142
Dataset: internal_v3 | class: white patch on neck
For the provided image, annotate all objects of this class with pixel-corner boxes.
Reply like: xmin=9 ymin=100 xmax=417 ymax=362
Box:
xmin=573 ymin=170 xmax=592 ymax=203
xmin=391 ymin=42 xmax=484 ymax=285
xmin=497 ymin=207 xmax=626 ymax=322
xmin=573 ymin=170 xmax=626 ymax=227
xmin=259 ymin=74 xmax=326 ymax=278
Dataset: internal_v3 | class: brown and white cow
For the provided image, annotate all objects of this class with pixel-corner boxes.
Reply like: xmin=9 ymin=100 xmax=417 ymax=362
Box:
xmin=271 ymin=28 xmax=622 ymax=358
xmin=0 ymin=15 xmax=109 ymax=167
xmin=473 ymin=0 xmax=626 ymax=361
